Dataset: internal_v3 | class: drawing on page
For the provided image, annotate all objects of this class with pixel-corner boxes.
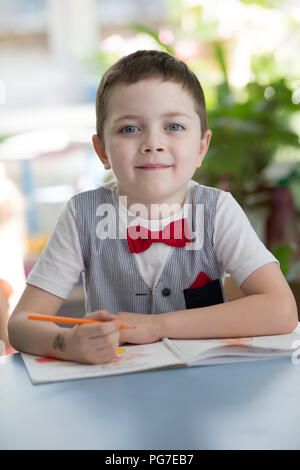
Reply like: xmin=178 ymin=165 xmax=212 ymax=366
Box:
xmin=111 ymin=346 xmax=148 ymax=367
xmin=33 ymin=345 xmax=149 ymax=367
xmin=219 ymin=337 xmax=253 ymax=346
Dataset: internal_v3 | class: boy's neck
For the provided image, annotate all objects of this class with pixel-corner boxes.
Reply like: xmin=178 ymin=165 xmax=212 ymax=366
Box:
xmin=117 ymin=185 xmax=188 ymax=220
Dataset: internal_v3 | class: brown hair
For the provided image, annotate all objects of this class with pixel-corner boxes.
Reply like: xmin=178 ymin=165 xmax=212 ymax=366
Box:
xmin=95 ymin=50 xmax=208 ymax=142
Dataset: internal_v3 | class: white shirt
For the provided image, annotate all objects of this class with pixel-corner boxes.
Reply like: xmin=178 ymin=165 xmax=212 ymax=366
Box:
xmin=27 ymin=180 xmax=278 ymax=299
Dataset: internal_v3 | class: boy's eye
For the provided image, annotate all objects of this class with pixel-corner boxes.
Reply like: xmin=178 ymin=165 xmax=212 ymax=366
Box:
xmin=167 ymin=123 xmax=184 ymax=131
xmin=121 ymin=125 xmax=138 ymax=133
xmin=120 ymin=123 xmax=184 ymax=133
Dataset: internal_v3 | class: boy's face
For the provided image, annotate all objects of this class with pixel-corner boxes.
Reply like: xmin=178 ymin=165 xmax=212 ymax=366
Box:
xmin=93 ymin=78 xmax=211 ymax=212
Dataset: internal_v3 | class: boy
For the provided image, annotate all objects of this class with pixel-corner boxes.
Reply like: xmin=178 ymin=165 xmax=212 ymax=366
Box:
xmin=8 ymin=50 xmax=298 ymax=365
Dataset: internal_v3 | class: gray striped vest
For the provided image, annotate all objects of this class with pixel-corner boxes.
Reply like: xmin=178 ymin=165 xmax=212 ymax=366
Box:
xmin=74 ymin=182 xmax=226 ymax=314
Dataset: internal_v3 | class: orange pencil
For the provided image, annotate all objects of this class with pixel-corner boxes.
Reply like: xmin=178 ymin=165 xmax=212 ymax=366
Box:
xmin=28 ymin=313 xmax=134 ymax=330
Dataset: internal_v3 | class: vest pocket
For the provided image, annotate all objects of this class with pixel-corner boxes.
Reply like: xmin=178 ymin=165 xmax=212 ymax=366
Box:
xmin=183 ymin=279 xmax=224 ymax=309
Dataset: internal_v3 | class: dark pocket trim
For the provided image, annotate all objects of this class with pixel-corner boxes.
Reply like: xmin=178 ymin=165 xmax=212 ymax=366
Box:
xmin=183 ymin=278 xmax=224 ymax=309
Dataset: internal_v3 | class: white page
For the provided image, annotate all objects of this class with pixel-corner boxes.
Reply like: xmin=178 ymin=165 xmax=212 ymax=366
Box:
xmin=170 ymin=325 xmax=300 ymax=366
xmin=250 ymin=328 xmax=300 ymax=350
xmin=195 ymin=352 xmax=292 ymax=366
xmin=21 ymin=341 xmax=181 ymax=384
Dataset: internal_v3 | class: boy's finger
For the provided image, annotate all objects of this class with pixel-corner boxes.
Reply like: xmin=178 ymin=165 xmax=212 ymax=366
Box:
xmin=85 ymin=310 xmax=116 ymax=322
xmin=82 ymin=319 xmax=121 ymax=338
xmin=93 ymin=331 xmax=120 ymax=350
xmin=93 ymin=322 xmax=120 ymax=336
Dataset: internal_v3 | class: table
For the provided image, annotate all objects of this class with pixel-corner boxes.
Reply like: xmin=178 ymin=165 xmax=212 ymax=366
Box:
xmin=1 ymin=353 xmax=300 ymax=450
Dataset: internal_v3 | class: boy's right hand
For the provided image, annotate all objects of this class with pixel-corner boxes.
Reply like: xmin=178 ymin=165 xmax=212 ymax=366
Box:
xmin=65 ymin=310 xmax=121 ymax=365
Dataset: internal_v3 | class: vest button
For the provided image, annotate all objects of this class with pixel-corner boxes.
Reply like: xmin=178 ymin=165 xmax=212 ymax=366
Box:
xmin=162 ymin=288 xmax=171 ymax=297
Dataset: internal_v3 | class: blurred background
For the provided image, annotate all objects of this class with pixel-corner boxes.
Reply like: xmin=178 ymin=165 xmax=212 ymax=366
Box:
xmin=0 ymin=0 xmax=300 ymax=341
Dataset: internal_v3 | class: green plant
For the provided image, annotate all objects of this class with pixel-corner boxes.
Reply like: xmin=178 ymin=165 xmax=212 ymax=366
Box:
xmin=194 ymin=43 xmax=299 ymax=206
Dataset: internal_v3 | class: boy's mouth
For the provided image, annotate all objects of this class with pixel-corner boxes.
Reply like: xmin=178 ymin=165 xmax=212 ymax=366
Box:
xmin=135 ymin=163 xmax=173 ymax=170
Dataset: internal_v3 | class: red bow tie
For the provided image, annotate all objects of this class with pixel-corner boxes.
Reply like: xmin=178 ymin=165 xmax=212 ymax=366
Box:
xmin=127 ymin=218 xmax=191 ymax=254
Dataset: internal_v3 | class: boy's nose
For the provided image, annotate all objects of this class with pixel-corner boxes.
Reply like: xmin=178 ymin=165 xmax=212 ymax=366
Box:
xmin=139 ymin=129 xmax=166 ymax=154
xmin=141 ymin=145 xmax=164 ymax=153
xmin=140 ymin=137 xmax=165 ymax=153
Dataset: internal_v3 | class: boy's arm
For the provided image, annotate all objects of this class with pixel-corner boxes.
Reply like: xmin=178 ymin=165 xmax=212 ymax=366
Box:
xmin=159 ymin=263 xmax=298 ymax=339
xmin=8 ymin=285 xmax=67 ymax=358
xmin=8 ymin=285 xmax=121 ymax=364
xmin=118 ymin=263 xmax=298 ymax=343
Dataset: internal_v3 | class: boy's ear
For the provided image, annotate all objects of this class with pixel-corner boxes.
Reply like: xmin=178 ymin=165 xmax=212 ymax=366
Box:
xmin=196 ymin=129 xmax=212 ymax=168
xmin=92 ymin=134 xmax=111 ymax=170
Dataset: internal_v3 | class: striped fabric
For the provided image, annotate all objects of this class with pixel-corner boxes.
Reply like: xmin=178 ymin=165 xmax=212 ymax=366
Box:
xmin=74 ymin=183 xmax=226 ymax=314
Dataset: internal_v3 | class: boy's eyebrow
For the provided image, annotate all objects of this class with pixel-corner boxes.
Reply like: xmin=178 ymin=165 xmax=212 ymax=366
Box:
xmin=112 ymin=112 xmax=192 ymax=123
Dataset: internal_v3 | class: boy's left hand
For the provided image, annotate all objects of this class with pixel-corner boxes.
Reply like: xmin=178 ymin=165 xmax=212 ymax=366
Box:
xmin=116 ymin=312 xmax=163 ymax=345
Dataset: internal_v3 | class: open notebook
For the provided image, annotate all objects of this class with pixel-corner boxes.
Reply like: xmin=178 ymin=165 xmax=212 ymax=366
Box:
xmin=21 ymin=325 xmax=300 ymax=384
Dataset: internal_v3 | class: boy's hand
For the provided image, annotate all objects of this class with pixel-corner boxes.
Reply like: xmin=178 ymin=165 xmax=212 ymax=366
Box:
xmin=116 ymin=312 xmax=163 ymax=345
xmin=65 ymin=310 xmax=121 ymax=365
